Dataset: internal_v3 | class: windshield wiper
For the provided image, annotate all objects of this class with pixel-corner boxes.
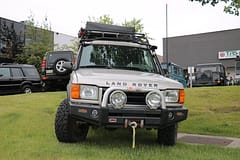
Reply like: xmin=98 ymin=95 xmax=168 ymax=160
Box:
xmin=113 ymin=66 xmax=147 ymax=72
xmin=80 ymin=65 xmax=112 ymax=69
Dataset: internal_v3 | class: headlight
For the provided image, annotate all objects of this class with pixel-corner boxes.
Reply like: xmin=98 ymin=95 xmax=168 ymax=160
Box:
xmin=80 ymin=85 xmax=98 ymax=100
xmin=165 ymin=90 xmax=179 ymax=103
xmin=109 ymin=90 xmax=127 ymax=109
xmin=145 ymin=91 xmax=162 ymax=109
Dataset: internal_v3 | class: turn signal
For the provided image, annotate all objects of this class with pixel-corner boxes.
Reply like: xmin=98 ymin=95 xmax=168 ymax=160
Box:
xmin=71 ymin=84 xmax=80 ymax=99
xmin=179 ymin=89 xmax=185 ymax=104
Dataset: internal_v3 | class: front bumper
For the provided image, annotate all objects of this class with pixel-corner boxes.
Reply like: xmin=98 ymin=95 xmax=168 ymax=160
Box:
xmin=70 ymin=103 xmax=188 ymax=129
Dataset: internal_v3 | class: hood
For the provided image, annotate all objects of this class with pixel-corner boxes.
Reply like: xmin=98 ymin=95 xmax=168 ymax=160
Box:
xmin=71 ymin=68 xmax=183 ymax=90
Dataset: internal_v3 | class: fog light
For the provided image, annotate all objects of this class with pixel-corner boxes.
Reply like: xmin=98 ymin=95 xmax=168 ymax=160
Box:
xmin=146 ymin=91 xmax=162 ymax=109
xmin=91 ymin=109 xmax=98 ymax=118
xmin=168 ymin=112 xmax=174 ymax=120
xmin=110 ymin=90 xmax=127 ymax=109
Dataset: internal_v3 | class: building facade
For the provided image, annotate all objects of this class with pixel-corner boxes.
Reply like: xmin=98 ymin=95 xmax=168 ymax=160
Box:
xmin=163 ymin=28 xmax=240 ymax=79
xmin=54 ymin=32 xmax=77 ymax=51
xmin=0 ymin=17 xmax=76 ymax=63
xmin=0 ymin=17 xmax=25 ymax=63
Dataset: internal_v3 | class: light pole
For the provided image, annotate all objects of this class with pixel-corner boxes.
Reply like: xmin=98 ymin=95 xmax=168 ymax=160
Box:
xmin=165 ymin=3 xmax=168 ymax=65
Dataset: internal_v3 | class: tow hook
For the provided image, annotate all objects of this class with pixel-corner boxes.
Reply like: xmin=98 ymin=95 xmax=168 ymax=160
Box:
xmin=129 ymin=121 xmax=137 ymax=149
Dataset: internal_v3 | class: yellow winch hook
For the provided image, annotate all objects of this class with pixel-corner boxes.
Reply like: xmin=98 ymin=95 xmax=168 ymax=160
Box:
xmin=129 ymin=121 xmax=138 ymax=149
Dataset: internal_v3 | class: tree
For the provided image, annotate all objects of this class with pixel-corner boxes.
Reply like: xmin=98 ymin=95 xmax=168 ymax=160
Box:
xmin=88 ymin=14 xmax=114 ymax=25
xmin=190 ymin=0 xmax=240 ymax=16
xmin=122 ymin=18 xmax=144 ymax=33
xmin=15 ymin=13 xmax=54 ymax=71
xmin=66 ymin=38 xmax=79 ymax=53
xmin=55 ymin=37 xmax=79 ymax=53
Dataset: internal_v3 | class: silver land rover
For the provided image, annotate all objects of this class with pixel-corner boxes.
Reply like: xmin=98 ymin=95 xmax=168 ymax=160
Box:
xmin=54 ymin=22 xmax=188 ymax=146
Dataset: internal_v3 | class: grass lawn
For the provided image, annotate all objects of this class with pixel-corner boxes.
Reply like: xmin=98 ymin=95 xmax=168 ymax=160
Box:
xmin=0 ymin=86 xmax=239 ymax=160
xmin=181 ymin=86 xmax=240 ymax=137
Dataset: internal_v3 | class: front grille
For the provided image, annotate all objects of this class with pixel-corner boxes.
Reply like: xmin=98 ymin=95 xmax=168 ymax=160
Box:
xmin=102 ymin=87 xmax=148 ymax=105
xmin=125 ymin=92 xmax=147 ymax=105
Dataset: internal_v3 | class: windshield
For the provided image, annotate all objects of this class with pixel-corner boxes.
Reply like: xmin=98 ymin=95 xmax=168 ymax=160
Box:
xmin=196 ymin=65 xmax=220 ymax=72
xmin=79 ymin=44 xmax=157 ymax=73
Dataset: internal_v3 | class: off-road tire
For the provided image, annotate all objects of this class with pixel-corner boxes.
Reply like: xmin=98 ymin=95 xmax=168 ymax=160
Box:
xmin=157 ymin=123 xmax=178 ymax=146
xmin=55 ymin=99 xmax=89 ymax=143
xmin=53 ymin=59 xmax=69 ymax=75
xmin=22 ymin=85 xmax=32 ymax=94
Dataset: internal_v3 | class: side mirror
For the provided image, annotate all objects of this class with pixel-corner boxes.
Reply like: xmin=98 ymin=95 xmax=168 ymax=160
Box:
xmin=163 ymin=69 xmax=169 ymax=76
xmin=63 ymin=62 xmax=73 ymax=70
xmin=150 ymin=45 xmax=158 ymax=51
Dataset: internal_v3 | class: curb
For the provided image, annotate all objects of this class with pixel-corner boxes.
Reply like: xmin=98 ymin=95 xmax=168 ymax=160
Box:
xmin=178 ymin=133 xmax=240 ymax=148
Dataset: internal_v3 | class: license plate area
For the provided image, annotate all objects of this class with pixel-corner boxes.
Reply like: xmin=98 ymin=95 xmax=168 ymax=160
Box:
xmin=46 ymin=69 xmax=53 ymax=74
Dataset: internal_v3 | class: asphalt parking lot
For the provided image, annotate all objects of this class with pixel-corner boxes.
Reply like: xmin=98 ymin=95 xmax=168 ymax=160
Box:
xmin=178 ymin=133 xmax=240 ymax=148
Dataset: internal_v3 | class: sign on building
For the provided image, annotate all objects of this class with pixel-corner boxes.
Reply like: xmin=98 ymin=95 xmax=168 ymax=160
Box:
xmin=218 ymin=50 xmax=240 ymax=59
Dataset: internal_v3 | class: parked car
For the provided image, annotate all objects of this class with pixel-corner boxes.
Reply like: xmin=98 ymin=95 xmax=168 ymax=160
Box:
xmin=41 ymin=51 xmax=75 ymax=91
xmin=234 ymin=56 xmax=240 ymax=85
xmin=161 ymin=62 xmax=187 ymax=88
xmin=0 ymin=63 xmax=42 ymax=95
xmin=192 ymin=63 xmax=227 ymax=87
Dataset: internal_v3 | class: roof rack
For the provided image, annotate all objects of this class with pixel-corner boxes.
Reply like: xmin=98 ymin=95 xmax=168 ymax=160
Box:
xmin=0 ymin=63 xmax=16 ymax=65
xmin=78 ymin=22 xmax=150 ymax=45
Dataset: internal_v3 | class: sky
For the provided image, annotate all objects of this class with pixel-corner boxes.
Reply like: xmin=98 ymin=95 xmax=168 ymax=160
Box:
xmin=1 ymin=0 xmax=240 ymax=55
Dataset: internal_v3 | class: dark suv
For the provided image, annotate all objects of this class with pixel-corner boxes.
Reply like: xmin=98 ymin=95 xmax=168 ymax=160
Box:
xmin=0 ymin=63 xmax=42 ymax=95
xmin=192 ymin=63 xmax=227 ymax=87
xmin=41 ymin=51 xmax=75 ymax=90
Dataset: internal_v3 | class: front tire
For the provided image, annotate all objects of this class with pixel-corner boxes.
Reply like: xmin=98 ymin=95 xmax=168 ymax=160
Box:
xmin=157 ymin=123 xmax=178 ymax=146
xmin=55 ymin=99 xmax=89 ymax=142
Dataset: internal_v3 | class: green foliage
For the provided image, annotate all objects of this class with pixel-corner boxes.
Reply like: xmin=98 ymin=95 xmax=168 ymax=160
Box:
xmin=0 ymin=89 xmax=240 ymax=159
xmin=24 ymin=14 xmax=54 ymax=58
xmin=54 ymin=37 xmax=79 ymax=56
xmin=181 ymin=86 xmax=240 ymax=137
xmin=88 ymin=14 xmax=114 ymax=25
xmin=122 ymin=18 xmax=144 ymax=33
xmin=99 ymin=15 xmax=114 ymax=25
xmin=15 ymin=13 xmax=54 ymax=71
xmin=190 ymin=0 xmax=240 ymax=15
xmin=27 ymin=54 xmax=41 ymax=72
xmin=66 ymin=38 xmax=79 ymax=53
xmin=14 ymin=53 xmax=30 ymax=64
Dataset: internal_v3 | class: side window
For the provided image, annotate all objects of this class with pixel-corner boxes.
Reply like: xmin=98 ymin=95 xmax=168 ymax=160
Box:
xmin=173 ymin=65 xmax=178 ymax=75
xmin=220 ymin=65 xmax=224 ymax=73
xmin=168 ymin=65 xmax=172 ymax=73
xmin=0 ymin=68 xmax=11 ymax=77
xmin=11 ymin=68 xmax=24 ymax=77
xmin=22 ymin=67 xmax=40 ymax=78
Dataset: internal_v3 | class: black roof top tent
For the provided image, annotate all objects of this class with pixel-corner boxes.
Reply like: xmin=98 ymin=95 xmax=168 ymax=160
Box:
xmin=78 ymin=22 xmax=150 ymax=46
xmin=85 ymin=22 xmax=135 ymax=34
